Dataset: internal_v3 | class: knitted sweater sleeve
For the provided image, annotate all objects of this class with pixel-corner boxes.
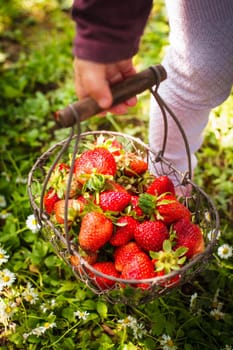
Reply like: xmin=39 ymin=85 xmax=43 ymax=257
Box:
xmin=71 ymin=0 xmax=153 ymax=63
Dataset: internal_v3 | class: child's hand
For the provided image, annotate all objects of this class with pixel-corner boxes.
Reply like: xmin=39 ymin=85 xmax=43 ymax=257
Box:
xmin=73 ymin=57 xmax=137 ymax=114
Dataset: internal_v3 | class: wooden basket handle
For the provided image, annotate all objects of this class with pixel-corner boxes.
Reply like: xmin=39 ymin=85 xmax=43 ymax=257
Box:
xmin=54 ymin=64 xmax=167 ymax=128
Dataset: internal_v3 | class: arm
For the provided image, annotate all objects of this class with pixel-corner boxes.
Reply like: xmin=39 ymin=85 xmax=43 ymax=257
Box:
xmin=71 ymin=0 xmax=152 ymax=111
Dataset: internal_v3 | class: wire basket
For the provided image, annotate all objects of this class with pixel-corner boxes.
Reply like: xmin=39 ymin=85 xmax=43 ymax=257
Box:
xmin=28 ymin=65 xmax=220 ymax=305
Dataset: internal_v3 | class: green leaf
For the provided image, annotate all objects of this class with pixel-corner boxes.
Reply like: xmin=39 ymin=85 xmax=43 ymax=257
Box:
xmin=96 ymin=301 xmax=108 ymax=319
xmin=163 ymin=239 xmax=172 ymax=252
xmin=57 ymin=281 xmax=77 ymax=293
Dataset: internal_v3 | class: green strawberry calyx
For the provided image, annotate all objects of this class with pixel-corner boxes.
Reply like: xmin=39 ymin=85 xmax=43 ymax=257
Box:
xmin=150 ymin=240 xmax=188 ymax=274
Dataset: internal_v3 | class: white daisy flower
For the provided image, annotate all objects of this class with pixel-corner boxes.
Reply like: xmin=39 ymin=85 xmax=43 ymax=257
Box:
xmin=117 ymin=315 xmax=137 ymax=329
xmin=50 ymin=298 xmax=56 ymax=307
xmin=217 ymin=244 xmax=233 ymax=260
xmin=189 ymin=292 xmax=198 ymax=310
xmin=210 ymin=308 xmax=225 ymax=321
xmin=0 ymin=211 xmax=11 ymax=220
xmin=160 ymin=334 xmax=177 ymax=350
xmin=0 ymin=246 xmax=9 ymax=266
xmin=40 ymin=303 xmax=48 ymax=313
xmin=0 ymin=195 xmax=6 ymax=208
xmin=22 ymin=283 xmax=39 ymax=304
xmin=74 ymin=310 xmax=90 ymax=320
xmin=221 ymin=345 xmax=233 ymax=350
xmin=26 ymin=214 xmax=41 ymax=233
xmin=15 ymin=176 xmax=27 ymax=184
xmin=207 ymin=229 xmax=221 ymax=241
xmin=132 ymin=322 xmax=147 ymax=340
xmin=0 ymin=269 xmax=16 ymax=287
xmin=23 ymin=321 xmax=57 ymax=339
xmin=0 ymin=299 xmax=17 ymax=327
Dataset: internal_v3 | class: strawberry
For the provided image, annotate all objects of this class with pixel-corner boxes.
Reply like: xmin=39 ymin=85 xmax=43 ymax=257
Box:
xmin=121 ymin=252 xmax=156 ymax=289
xmin=94 ymin=135 xmax=123 ymax=156
xmin=89 ymin=261 xmax=120 ymax=290
xmin=114 ymin=241 xmax=143 ymax=272
xmin=99 ymin=191 xmax=131 ymax=212
xmin=157 ymin=195 xmax=191 ymax=224
xmin=123 ymin=153 xmax=148 ymax=176
xmin=70 ymin=251 xmax=98 ymax=274
xmin=146 ymin=175 xmax=175 ymax=196
xmin=54 ymin=198 xmax=84 ymax=224
xmin=172 ymin=218 xmax=205 ymax=259
xmin=74 ymin=147 xmax=117 ymax=184
xmin=105 ymin=180 xmax=128 ymax=193
xmin=155 ymin=270 xmax=181 ymax=288
xmin=78 ymin=211 xmax=113 ymax=252
xmin=47 ymin=161 xmax=81 ymax=199
xmin=43 ymin=188 xmax=60 ymax=214
xmin=130 ymin=195 xmax=144 ymax=217
xmin=134 ymin=220 xmax=169 ymax=252
xmin=110 ymin=216 xmax=139 ymax=246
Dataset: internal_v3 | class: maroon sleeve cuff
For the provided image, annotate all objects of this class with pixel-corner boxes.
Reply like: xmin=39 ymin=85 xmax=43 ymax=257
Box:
xmin=71 ymin=0 xmax=153 ymax=63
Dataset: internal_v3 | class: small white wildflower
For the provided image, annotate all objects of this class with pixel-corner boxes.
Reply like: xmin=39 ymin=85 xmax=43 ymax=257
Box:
xmin=132 ymin=322 xmax=147 ymax=340
xmin=0 ymin=269 xmax=16 ymax=287
xmin=221 ymin=345 xmax=233 ymax=350
xmin=50 ymin=298 xmax=56 ymax=307
xmin=210 ymin=308 xmax=225 ymax=321
xmin=217 ymin=244 xmax=233 ymax=260
xmin=0 ymin=195 xmax=6 ymax=208
xmin=22 ymin=283 xmax=39 ymax=304
xmin=207 ymin=229 xmax=221 ymax=241
xmin=15 ymin=176 xmax=27 ymax=184
xmin=23 ymin=332 xmax=30 ymax=340
xmin=74 ymin=310 xmax=90 ymax=320
xmin=160 ymin=334 xmax=177 ymax=350
xmin=0 ymin=211 xmax=11 ymax=220
xmin=0 ymin=299 xmax=17 ymax=327
xmin=26 ymin=214 xmax=41 ymax=233
xmin=1 ymin=172 xmax=10 ymax=182
xmin=40 ymin=303 xmax=48 ymax=313
xmin=117 ymin=315 xmax=137 ymax=329
xmin=0 ymin=246 xmax=9 ymax=266
xmin=190 ymin=292 xmax=198 ymax=310
xmin=23 ymin=321 xmax=57 ymax=338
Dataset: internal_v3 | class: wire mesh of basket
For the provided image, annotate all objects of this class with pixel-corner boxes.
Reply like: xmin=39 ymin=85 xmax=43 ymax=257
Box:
xmin=27 ymin=65 xmax=220 ymax=305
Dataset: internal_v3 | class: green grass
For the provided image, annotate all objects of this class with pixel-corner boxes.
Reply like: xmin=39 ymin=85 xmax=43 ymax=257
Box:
xmin=0 ymin=1 xmax=232 ymax=349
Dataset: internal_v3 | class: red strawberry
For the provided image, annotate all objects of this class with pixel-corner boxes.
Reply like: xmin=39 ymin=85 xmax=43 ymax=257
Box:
xmin=146 ymin=175 xmax=175 ymax=196
xmin=155 ymin=270 xmax=181 ymax=287
xmin=105 ymin=180 xmax=128 ymax=193
xmin=94 ymin=136 xmax=123 ymax=156
xmin=110 ymin=216 xmax=139 ymax=246
xmin=172 ymin=218 xmax=205 ymax=259
xmin=89 ymin=261 xmax=120 ymax=290
xmin=121 ymin=252 xmax=156 ymax=289
xmin=130 ymin=195 xmax=144 ymax=217
xmin=43 ymin=188 xmax=60 ymax=214
xmin=48 ymin=162 xmax=81 ymax=199
xmin=134 ymin=220 xmax=169 ymax=252
xmin=157 ymin=196 xmax=191 ymax=224
xmin=114 ymin=241 xmax=143 ymax=272
xmin=70 ymin=251 xmax=98 ymax=275
xmin=57 ymin=162 xmax=70 ymax=172
xmin=74 ymin=147 xmax=117 ymax=184
xmin=79 ymin=212 xmax=113 ymax=252
xmin=99 ymin=191 xmax=131 ymax=212
xmin=123 ymin=153 xmax=148 ymax=176
xmin=54 ymin=198 xmax=84 ymax=224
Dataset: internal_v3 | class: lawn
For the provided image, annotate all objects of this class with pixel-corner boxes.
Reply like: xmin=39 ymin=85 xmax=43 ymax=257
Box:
xmin=0 ymin=1 xmax=233 ymax=349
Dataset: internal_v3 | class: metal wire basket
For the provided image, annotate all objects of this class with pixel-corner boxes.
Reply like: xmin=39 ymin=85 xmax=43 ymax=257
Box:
xmin=28 ymin=65 xmax=220 ymax=305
